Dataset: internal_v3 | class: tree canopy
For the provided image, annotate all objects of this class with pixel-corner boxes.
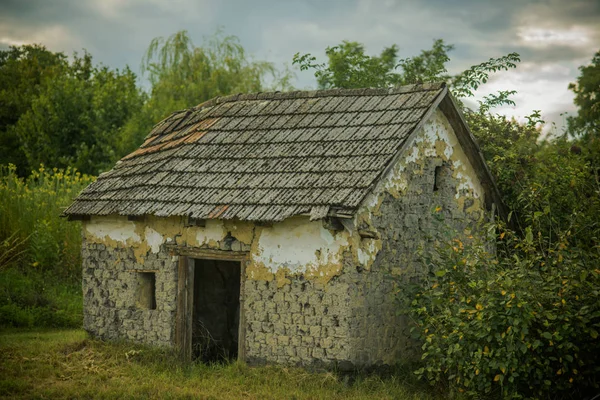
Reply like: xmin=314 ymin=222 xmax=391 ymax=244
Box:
xmin=0 ymin=31 xmax=294 ymax=175
xmin=118 ymin=30 xmax=294 ymax=157
xmin=0 ymin=45 xmax=67 ymax=175
xmin=567 ymin=50 xmax=600 ymax=139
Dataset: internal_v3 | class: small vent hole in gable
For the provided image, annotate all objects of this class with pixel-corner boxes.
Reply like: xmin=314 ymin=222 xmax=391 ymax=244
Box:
xmin=434 ymin=166 xmax=442 ymax=192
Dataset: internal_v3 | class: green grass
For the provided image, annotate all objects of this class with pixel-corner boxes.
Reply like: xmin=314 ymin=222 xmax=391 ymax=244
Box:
xmin=0 ymin=329 xmax=440 ymax=399
xmin=0 ymin=269 xmax=82 ymax=328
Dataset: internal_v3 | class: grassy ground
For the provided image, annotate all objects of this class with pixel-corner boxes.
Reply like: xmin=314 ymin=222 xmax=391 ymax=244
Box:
xmin=0 ymin=269 xmax=82 ymax=329
xmin=0 ymin=329 xmax=440 ymax=400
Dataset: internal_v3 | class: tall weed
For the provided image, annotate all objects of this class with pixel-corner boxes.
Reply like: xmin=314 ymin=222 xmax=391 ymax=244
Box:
xmin=0 ymin=164 xmax=92 ymax=328
xmin=0 ymin=164 xmax=94 ymax=280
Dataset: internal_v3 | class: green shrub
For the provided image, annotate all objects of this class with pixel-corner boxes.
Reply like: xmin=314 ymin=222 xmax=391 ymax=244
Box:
xmin=402 ymin=219 xmax=600 ymax=398
xmin=0 ymin=268 xmax=82 ymax=328
xmin=0 ymin=164 xmax=94 ymax=280
xmin=0 ymin=164 xmax=89 ymax=328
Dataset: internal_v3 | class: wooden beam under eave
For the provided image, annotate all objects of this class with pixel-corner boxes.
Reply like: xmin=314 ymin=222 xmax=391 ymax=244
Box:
xmin=66 ymin=214 xmax=91 ymax=221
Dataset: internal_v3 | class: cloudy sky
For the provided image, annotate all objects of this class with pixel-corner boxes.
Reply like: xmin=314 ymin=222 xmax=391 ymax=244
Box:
xmin=1 ymin=0 xmax=598 ymax=133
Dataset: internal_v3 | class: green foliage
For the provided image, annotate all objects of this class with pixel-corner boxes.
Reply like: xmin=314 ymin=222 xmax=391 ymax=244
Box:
xmin=463 ymin=112 xmax=540 ymax=216
xmin=468 ymin=110 xmax=600 ymax=245
xmin=402 ymin=216 xmax=600 ymax=398
xmin=397 ymin=40 xmax=453 ymax=86
xmin=293 ymin=39 xmax=453 ymax=90
xmin=0 ymin=45 xmax=67 ymax=175
xmin=120 ymin=30 xmax=294 ymax=156
xmin=12 ymin=52 xmax=144 ymax=175
xmin=567 ymin=50 xmax=600 ymax=138
xmin=293 ymin=41 xmax=403 ymax=89
xmin=0 ymin=232 xmax=28 ymax=271
xmin=0 ymin=268 xmax=82 ymax=328
xmin=450 ymin=53 xmax=520 ymax=100
xmin=514 ymin=140 xmax=600 ymax=249
xmin=0 ymin=165 xmax=89 ymax=328
xmin=401 ymin=119 xmax=600 ymax=397
xmin=293 ymin=39 xmax=522 ymax=118
xmin=0 ymin=164 xmax=94 ymax=279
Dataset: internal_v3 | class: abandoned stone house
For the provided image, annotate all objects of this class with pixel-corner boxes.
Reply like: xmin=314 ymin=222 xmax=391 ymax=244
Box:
xmin=63 ymin=82 xmax=504 ymax=367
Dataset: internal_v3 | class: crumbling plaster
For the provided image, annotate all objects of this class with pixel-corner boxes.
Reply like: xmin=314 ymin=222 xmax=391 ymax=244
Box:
xmin=83 ymin=109 xmax=484 ymax=286
xmin=80 ymin=106 xmax=489 ymax=367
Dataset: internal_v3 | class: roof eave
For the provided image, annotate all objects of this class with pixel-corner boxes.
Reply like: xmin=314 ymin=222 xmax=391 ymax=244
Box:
xmin=437 ymin=93 xmax=509 ymax=222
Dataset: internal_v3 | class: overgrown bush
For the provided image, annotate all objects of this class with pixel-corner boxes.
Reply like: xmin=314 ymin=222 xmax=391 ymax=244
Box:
xmin=402 ymin=134 xmax=600 ymax=398
xmin=0 ymin=268 xmax=82 ymax=328
xmin=0 ymin=164 xmax=94 ymax=280
xmin=402 ymin=218 xmax=600 ymax=398
xmin=0 ymin=164 xmax=92 ymax=328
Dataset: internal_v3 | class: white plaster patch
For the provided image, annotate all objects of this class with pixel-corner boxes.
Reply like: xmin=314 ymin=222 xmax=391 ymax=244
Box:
xmin=453 ymin=161 xmax=479 ymax=197
xmin=392 ymin=110 xmax=484 ymax=200
xmin=85 ymin=216 xmax=140 ymax=244
xmin=357 ymin=240 xmax=378 ymax=266
xmin=195 ymin=219 xmax=226 ymax=245
xmin=404 ymin=146 xmax=421 ymax=164
xmin=253 ymin=217 xmax=350 ymax=274
xmin=145 ymin=226 xmax=164 ymax=253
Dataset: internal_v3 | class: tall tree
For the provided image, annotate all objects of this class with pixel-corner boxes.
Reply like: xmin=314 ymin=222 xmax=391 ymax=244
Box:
xmin=0 ymin=45 xmax=67 ymax=174
xmin=567 ymin=50 xmax=600 ymax=139
xmin=13 ymin=52 xmax=144 ymax=175
xmin=118 ymin=30 xmax=294 ymax=156
xmin=293 ymin=40 xmax=455 ymax=89
xmin=293 ymin=38 xmax=519 ymax=106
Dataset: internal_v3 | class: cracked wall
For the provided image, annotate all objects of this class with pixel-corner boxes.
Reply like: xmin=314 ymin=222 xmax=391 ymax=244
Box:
xmin=80 ymin=108 xmax=489 ymax=368
xmin=346 ymin=109 xmax=487 ymax=366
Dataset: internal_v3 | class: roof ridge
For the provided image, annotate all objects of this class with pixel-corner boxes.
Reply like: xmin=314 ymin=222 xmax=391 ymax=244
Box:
xmin=147 ymin=82 xmax=447 ymax=134
xmin=192 ymin=82 xmax=446 ymax=112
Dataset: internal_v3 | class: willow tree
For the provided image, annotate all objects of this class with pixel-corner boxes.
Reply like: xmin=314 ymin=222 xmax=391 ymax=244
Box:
xmin=118 ymin=30 xmax=293 ymax=156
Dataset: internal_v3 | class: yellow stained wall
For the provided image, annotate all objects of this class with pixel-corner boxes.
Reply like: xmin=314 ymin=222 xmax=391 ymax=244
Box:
xmin=83 ymin=108 xmax=485 ymax=285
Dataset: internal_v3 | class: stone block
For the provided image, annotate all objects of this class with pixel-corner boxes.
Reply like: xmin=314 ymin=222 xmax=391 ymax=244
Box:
xmin=309 ymin=326 xmax=322 ymax=338
xmin=301 ymin=336 xmax=314 ymax=346
xmin=290 ymin=335 xmax=302 ymax=346
xmin=295 ymin=347 xmax=309 ymax=359
xmin=277 ymin=335 xmax=290 ymax=346
xmin=312 ymin=347 xmax=325 ymax=359
xmin=320 ymin=337 xmax=333 ymax=349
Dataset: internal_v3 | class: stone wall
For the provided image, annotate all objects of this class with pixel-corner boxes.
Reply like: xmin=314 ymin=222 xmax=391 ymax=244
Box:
xmin=81 ymin=241 xmax=178 ymax=347
xmin=243 ymin=256 xmax=358 ymax=369
xmin=79 ymin=108 xmax=490 ymax=369
xmin=345 ymin=109 xmax=487 ymax=366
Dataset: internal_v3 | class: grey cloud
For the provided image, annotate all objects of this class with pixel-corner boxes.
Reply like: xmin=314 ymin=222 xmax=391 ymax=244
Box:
xmin=0 ymin=0 xmax=598 ymax=130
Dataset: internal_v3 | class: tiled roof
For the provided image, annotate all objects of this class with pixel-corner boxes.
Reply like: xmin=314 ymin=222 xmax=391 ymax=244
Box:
xmin=63 ymin=83 xmax=447 ymax=221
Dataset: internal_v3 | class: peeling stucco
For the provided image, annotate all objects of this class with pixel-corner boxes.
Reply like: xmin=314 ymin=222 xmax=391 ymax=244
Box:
xmin=85 ymin=216 xmax=141 ymax=245
xmin=83 ymin=109 xmax=485 ymax=281
xmin=248 ymin=217 xmax=352 ymax=285
xmin=80 ymin=104 xmax=492 ymax=369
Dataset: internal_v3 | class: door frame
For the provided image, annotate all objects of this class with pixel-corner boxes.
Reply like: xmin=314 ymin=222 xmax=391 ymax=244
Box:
xmin=174 ymin=247 xmax=248 ymax=362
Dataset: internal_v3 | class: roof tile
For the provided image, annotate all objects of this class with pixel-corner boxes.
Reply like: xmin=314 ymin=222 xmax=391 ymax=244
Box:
xmin=64 ymin=83 xmax=446 ymax=220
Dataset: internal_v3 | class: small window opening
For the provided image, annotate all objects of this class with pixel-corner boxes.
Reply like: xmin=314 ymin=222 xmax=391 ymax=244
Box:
xmin=136 ymin=272 xmax=156 ymax=310
xmin=433 ymin=166 xmax=442 ymax=192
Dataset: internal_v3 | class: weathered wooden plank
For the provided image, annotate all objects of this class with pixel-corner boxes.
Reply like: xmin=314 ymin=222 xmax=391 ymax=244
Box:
xmin=175 ymin=255 xmax=188 ymax=360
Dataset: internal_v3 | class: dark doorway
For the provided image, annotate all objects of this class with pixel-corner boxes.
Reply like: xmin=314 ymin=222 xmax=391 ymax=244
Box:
xmin=192 ymin=259 xmax=241 ymax=362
